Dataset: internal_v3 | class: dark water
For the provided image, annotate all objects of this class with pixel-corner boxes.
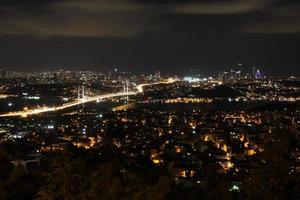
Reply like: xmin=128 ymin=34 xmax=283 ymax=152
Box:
xmin=0 ymin=97 xmax=64 ymax=113
xmin=1 ymin=97 xmax=298 ymax=115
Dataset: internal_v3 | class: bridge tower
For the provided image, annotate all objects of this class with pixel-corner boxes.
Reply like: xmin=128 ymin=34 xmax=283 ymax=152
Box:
xmin=126 ymin=79 xmax=129 ymax=102
xmin=77 ymin=85 xmax=85 ymax=102
xmin=124 ymin=79 xmax=129 ymax=102
xmin=82 ymin=86 xmax=85 ymax=100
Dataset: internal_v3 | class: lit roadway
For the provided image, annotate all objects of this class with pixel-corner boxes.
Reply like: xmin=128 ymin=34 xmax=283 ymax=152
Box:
xmin=0 ymin=79 xmax=175 ymax=118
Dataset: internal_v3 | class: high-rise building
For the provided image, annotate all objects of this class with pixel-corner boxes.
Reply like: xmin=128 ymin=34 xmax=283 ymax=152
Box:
xmin=236 ymin=70 xmax=241 ymax=80
xmin=218 ymin=71 xmax=230 ymax=82
xmin=0 ymin=70 xmax=7 ymax=79
xmin=252 ymin=67 xmax=256 ymax=79
xmin=255 ymin=69 xmax=262 ymax=79
xmin=155 ymin=69 xmax=161 ymax=80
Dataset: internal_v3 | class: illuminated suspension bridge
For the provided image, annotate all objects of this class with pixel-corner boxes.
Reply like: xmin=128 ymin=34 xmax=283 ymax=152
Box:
xmin=0 ymin=79 xmax=175 ymax=118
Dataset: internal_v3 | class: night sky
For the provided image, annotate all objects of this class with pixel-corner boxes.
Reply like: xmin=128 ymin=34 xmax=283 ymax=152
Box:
xmin=0 ymin=0 xmax=299 ymax=75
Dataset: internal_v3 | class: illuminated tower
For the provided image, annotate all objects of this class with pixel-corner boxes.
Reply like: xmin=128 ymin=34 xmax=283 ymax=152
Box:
xmin=125 ymin=79 xmax=129 ymax=102
xmin=255 ymin=69 xmax=261 ymax=79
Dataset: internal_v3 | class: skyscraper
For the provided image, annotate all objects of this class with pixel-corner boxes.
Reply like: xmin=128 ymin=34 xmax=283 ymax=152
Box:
xmin=252 ymin=67 xmax=256 ymax=79
xmin=0 ymin=70 xmax=7 ymax=79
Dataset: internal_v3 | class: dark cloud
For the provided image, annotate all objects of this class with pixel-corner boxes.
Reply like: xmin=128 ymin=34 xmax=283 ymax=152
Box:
xmin=0 ymin=0 xmax=296 ymax=37
xmin=0 ymin=0 xmax=299 ymax=75
xmin=240 ymin=3 xmax=300 ymax=33
xmin=0 ymin=0 xmax=157 ymax=37
xmin=0 ymin=0 xmax=59 ymax=6
xmin=170 ymin=0 xmax=276 ymax=14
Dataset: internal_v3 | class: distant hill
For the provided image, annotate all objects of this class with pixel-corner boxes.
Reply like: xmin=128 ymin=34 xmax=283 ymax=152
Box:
xmin=143 ymin=85 xmax=243 ymax=99
xmin=190 ymin=85 xmax=243 ymax=98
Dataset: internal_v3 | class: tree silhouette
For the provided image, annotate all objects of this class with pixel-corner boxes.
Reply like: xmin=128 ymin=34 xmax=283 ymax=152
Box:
xmin=35 ymin=159 xmax=86 ymax=200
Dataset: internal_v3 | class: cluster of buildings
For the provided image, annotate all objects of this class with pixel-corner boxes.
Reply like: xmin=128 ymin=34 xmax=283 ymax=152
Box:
xmin=217 ymin=66 xmax=263 ymax=82
xmin=0 ymin=106 xmax=300 ymax=191
xmin=0 ymin=69 xmax=299 ymax=193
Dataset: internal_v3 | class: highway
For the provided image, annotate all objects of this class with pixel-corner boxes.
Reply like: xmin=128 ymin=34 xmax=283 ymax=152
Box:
xmin=0 ymin=79 xmax=175 ymax=118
